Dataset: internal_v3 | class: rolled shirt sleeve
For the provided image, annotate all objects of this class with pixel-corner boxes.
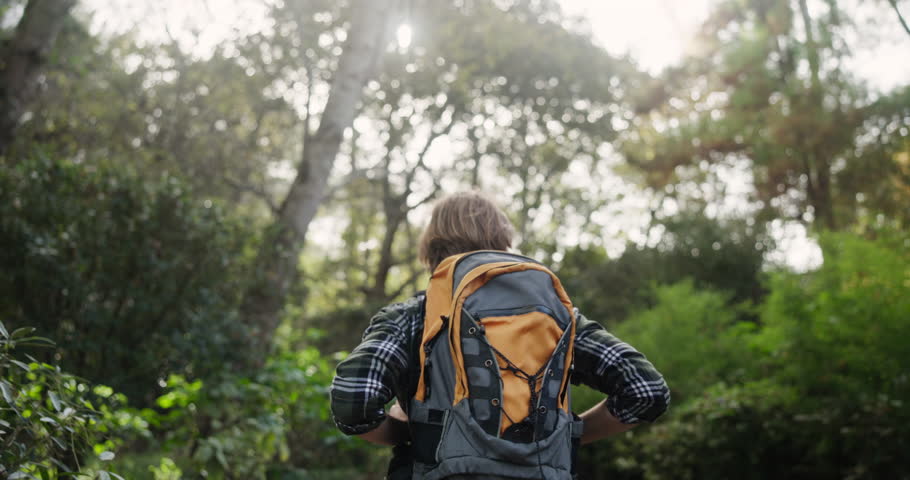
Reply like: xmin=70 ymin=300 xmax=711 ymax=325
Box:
xmin=330 ymin=298 xmax=419 ymax=435
xmin=572 ymin=310 xmax=670 ymax=423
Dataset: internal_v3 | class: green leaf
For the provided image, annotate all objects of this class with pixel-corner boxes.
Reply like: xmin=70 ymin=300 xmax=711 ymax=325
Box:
xmin=10 ymin=327 xmax=36 ymax=339
xmin=51 ymin=435 xmax=68 ymax=450
xmin=11 ymin=337 xmax=56 ymax=347
xmin=98 ymin=471 xmax=111 ymax=480
xmin=0 ymin=380 xmax=17 ymax=404
xmin=49 ymin=391 xmax=62 ymax=411
xmin=0 ymin=319 xmax=8 ymax=338
xmin=92 ymin=385 xmax=114 ymax=398
xmin=9 ymin=359 xmax=31 ymax=372
xmin=49 ymin=458 xmax=73 ymax=472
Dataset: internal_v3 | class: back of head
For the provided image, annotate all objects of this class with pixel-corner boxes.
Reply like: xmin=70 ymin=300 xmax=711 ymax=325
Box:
xmin=418 ymin=192 xmax=514 ymax=272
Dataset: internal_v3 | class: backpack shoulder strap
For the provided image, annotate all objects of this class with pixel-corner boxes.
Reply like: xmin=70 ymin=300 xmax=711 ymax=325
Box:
xmin=415 ymin=253 xmax=465 ymax=402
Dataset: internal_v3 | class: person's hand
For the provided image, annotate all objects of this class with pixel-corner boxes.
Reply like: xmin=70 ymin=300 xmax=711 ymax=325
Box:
xmin=388 ymin=401 xmax=409 ymax=423
xmin=358 ymin=402 xmax=410 ymax=446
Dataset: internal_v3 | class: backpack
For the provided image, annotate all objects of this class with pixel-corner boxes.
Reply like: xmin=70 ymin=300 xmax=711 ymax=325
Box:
xmin=407 ymin=250 xmax=582 ymax=480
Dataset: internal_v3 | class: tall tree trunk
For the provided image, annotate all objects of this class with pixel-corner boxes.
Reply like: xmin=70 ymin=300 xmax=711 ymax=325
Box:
xmin=814 ymin=160 xmax=837 ymax=230
xmin=366 ymin=210 xmax=405 ymax=303
xmin=798 ymin=0 xmax=821 ymax=93
xmin=797 ymin=0 xmax=837 ymax=230
xmin=239 ymin=0 xmax=394 ymax=364
xmin=0 ymin=0 xmax=76 ymax=158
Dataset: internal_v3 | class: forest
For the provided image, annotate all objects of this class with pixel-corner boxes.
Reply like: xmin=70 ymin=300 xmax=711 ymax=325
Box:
xmin=1 ymin=0 xmax=909 ymax=478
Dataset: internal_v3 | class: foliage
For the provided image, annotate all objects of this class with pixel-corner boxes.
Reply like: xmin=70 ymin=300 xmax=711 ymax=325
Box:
xmin=0 ymin=320 xmax=148 ymax=479
xmin=2 ymin=0 xmax=909 ymax=478
xmin=755 ymin=230 xmax=910 ymax=404
xmin=578 ymin=230 xmax=910 ymax=480
xmin=643 ymin=380 xmax=910 ymax=480
xmin=615 ymin=281 xmax=756 ymax=403
xmin=135 ymin=347 xmax=382 ymax=479
xmin=617 ymin=0 xmax=910 ymax=229
xmin=0 ymin=153 xmax=256 ymax=404
xmin=558 ymin=212 xmax=771 ymax=325
xmin=8 ymin=22 xmax=299 ymax=213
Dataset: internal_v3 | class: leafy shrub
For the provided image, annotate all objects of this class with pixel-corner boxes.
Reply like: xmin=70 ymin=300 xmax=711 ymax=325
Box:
xmin=642 ymin=380 xmax=910 ymax=480
xmin=0 ymin=153 xmax=256 ymax=404
xmin=139 ymin=347 xmax=380 ymax=479
xmin=579 ymin=231 xmax=910 ymax=480
xmin=573 ymin=280 xmax=757 ymax=479
xmin=614 ymin=280 xmax=756 ymax=403
xmin=0 ymin=320 xmax=148 ymax=479
xmin=756 ymin=232 xmax=910 ymax=402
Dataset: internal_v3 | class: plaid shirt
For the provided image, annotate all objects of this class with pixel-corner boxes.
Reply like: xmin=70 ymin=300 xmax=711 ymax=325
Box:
xmin=330 ymin=293 xmax=670 ymax=435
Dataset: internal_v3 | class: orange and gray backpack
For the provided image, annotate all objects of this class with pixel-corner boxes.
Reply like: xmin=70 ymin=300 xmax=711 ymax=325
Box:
xmin=407 ymin=250 xmax=582 ymax=480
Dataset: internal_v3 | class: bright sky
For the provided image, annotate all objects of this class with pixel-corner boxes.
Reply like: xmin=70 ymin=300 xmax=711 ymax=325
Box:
xmin=559 ymin=0 xmax=910 ymax=92
xmin=559 ymin=0 xmax=714 ymax=74
xmin=62 ymin=0 xmax=910 ymax=270
xmin=79 ymin=0 xmax=910 ymax=91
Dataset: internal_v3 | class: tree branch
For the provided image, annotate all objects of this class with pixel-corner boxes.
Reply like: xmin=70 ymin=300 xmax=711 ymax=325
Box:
xmin=888 ymin=0 xmax=910 ymax=38
xmin=223 ymin=176 xmax=280 ymax=214
xmin=388 ymin=266 xmax=427 ymax=300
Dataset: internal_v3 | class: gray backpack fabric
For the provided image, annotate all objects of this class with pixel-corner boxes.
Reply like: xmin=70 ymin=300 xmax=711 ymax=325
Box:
xmin=407 ymin=251 xmax=582 ymax=479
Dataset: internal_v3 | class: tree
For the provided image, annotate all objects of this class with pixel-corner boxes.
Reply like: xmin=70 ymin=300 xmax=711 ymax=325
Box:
xmin=309 ymin=0 xmax=649 ymax=305
xmin=0 ymin=0 xmax=76 ymax=157
xmin=239 ymin=0 xmax=394 ymax=361
xmin=618 ymin=0 xmax=910 ymax=231
xmin=558 ymin=211 xmax=772 ymax=326
xmin=299 ymin=0 xmax=652 ymax=354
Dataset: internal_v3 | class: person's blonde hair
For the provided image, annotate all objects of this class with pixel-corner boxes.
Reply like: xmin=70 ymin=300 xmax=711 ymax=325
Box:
xmin=418 ymin=192 xmax=514 ymax=271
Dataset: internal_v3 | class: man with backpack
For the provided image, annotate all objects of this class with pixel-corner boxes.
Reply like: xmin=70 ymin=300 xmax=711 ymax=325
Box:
xmin=331 ymin=191 xmax=669 ymax=479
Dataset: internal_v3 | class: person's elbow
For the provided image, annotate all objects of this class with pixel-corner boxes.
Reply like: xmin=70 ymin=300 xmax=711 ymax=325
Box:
xmin=610 ymin=377 xmax=671 ymax=424
xmin=329 ymin=378 xmax=387 ymax=436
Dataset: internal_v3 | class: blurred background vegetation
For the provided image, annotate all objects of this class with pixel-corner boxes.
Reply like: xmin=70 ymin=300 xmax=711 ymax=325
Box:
xmin=1 ymin=0 xmax=908 ymax=478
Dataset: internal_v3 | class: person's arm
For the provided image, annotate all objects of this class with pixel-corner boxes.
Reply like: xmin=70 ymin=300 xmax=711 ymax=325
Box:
xmin=330 ymin=298 xmax=421 ymax=445
xmin=357 ymin=402 xmax=410 ymax=446
xmin=572 ymin=310 xmax=670 ymax=440
xmin=358 ymin=417 xmax=410 ymax=446
xmin=579 ymin=399 xmax=637 ymax=444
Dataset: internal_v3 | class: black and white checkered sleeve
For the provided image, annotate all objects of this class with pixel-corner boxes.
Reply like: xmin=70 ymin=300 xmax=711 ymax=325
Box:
xmin=330 ymin=297 xmax=421 ymax=435
xmin=572 ymin=310 xmax=670 ymax=423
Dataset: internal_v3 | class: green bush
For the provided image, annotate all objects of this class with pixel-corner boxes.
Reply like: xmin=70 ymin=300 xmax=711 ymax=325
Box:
xmin=614 ymin=280 xmax=756 ymax=403
xmin=756 ymin=232 xmax=910 ymax=402
xmin=135 ymin=347 xmax=381 ymax=479
xmin=642 ymin=380 xmax=909 ymax=480
xmin=585 ymin=231 xmax=910 ymax=480
xmin=0 ymin=320 xmax=148 ymax=479
xmin=573 ymin=280 xmax=757 ymax=479
xmin=0 ymin=153 xmax=257 ymax=405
